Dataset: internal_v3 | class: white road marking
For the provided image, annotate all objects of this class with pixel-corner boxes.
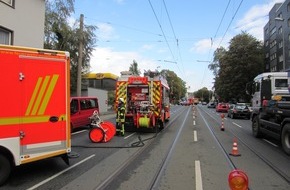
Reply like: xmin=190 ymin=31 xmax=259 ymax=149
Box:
xmin=233 ymin=122 xmax=243 ymax=128
xmin=124 ymin=132 xmax=136 ymax=139
xmin=263 ymin=139 xmax=278 ymax=147
xmin=195 ymin=160 xmax=203 ymax=190
xmin=27 ymin=154 xmax=95 ymax=190
xmin=194 ymin=130 xmax=197 ymax=142
xmin=193 ymin=120 xmax=196 ymax=126
xmin=72 ymin=129 xmax=87 ymax=135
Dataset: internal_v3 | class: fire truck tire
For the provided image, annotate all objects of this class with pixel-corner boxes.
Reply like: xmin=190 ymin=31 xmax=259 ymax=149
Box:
xmin=281 ymin=124 xmax=290 ymax=155
xmin=0 ymin=154 xmax=11 ymax=186
xmin=252 ymin=115 xmax=263 ymax=138
xmin=89 ymin=128 xmax=104 ymax=143
xmin=158 ymin=120 xmax=164 ymax=131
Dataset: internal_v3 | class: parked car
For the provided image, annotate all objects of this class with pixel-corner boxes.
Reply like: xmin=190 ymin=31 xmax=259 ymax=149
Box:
xmin=227 ymin=103 xmax=251 ymax=119
xmin=216 ymin=103 xmax=229 ymax=112
xmin=207 ymin=102 xmax=216 ymax=108
xmin=70 ymin=97 xmax=99 ymax=130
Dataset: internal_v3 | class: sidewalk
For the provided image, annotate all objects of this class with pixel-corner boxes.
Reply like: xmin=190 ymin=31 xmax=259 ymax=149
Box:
xmin=99 ymin=110 xmax=115 ymax=120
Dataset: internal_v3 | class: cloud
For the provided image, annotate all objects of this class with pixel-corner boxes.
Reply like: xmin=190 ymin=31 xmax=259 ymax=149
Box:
xmin=235 ymin=0 xmax=284 ymax=40
xmin=189 ymin=0 xmax=284 ymax=54
xmin=97 ymin=22 xmax=119 ymax=41
xmin=89 ymin=47 xmax=159 ymax=76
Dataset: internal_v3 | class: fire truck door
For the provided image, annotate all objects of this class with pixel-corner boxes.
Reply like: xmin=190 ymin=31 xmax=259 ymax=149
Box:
xmin=19 ymin=56 xmax=68 ymax=155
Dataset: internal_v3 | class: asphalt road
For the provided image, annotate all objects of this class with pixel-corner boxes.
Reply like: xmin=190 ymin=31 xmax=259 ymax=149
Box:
xmin=1 ymin=105 xmax=289 ymax=190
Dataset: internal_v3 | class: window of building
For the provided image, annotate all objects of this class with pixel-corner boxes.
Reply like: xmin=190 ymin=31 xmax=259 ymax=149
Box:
xmin=0 ymin=27 xmax=12 ymax=45
xmin=288 ymin=19 xmax=290 ymax=27
xmin=265 ymin=40 xmax=269 ymax=46
xmin=266 ymin=53 xmax=269 ymax=58
xmin=278 ymin=41 xmax=283 ymax=48
xmin=265 ymin=28 xmax=269 ymax=35
xmin=270 ymin=27 xmax=276 ymax=36
xmin=278 ymin=26 xmax=283 ymax=34
xmin=279 ymin=54 xmax=284 ymax=62
xmin=1 ymin=0 xmax=13 ymax=6
xmin=271 ymin=66 xmax=277 ymax=72
xmin=288 ymin=2 xmax=290 ymax=12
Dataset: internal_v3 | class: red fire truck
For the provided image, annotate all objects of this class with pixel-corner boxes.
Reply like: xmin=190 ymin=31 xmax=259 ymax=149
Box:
xmin=0 ymin=45 xmax=71 ymax=185
xmin=115 ymin=70 xmax=170 ymax=132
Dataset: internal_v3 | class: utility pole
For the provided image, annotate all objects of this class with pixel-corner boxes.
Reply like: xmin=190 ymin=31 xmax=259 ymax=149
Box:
xmin=77 ymin=14 xmax=84 ymax=96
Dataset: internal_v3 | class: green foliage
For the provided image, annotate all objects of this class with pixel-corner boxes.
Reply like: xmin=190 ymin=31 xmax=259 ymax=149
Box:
xmin=193 ymin=87 xmax=213 ymax=103
xmin=44 ymin=0 xmax=97 ymax=93
xmin=161 ymin=70 xmax=187 ymax=103
xmin=129 ymin=60 xmax=141 ymax=75
xmin=209 ymin=32 xmax=264 ymax=102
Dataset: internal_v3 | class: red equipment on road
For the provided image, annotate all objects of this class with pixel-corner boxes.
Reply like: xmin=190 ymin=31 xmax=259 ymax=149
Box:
xmin=89 ymin=111 xmax=116 ymax=143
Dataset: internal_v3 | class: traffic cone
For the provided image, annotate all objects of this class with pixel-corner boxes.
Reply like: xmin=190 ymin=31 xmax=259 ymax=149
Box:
xmin=221 ymin=120 xmax=225 ymax=131
xmin=229 ymin=138 xmax=241 ymax=156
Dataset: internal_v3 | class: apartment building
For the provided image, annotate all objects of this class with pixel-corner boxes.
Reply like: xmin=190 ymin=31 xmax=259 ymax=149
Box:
xmin=0 ymin=0 xmax=45 ymax=48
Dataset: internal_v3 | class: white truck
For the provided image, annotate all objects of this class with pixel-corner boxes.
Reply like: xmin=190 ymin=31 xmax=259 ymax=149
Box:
xmin=247 ymin=72 xmax=290 ymax=155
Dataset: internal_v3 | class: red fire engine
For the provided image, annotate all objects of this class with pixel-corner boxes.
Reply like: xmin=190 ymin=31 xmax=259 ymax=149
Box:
xmin=0 ymin=45 xmax=71 ymax=185
xmin=115 ymin=70 xmax=170 ymax=132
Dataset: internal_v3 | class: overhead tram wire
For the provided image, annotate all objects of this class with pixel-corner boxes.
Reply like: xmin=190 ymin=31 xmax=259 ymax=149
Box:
xmin=84 ymin=16 xmax=163 ymax=37
xmin=162 ymin=0 xmax=187 ymax=83
xmin=212 ymin=0 xmax=232 ymax=44
xmin=148 ymin=0 xmax=176 ymax=62
xmin=205 ymin=0 xmax=231 ymax=64
xmin=217 ymin=0 xmax=244 ymax=48
xmin=199 ymin=0 xmax=232 ymax=90
xmin=148 ymin=0 xmax=184 ymax=85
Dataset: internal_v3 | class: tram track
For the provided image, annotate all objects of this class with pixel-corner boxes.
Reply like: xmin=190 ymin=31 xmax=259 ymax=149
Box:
xmin=94 ymin=106 xmax=190 ymax=190
xmin=197 ymin=105 xmax=290 ymax=186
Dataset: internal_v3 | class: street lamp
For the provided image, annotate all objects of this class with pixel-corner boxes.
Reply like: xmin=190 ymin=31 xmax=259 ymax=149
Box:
xmin=275 ymin=17 xmax=285 ymax=71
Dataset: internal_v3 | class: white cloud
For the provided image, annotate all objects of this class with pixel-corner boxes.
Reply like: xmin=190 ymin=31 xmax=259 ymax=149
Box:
xmin=97 ymin=22 xmax=119 ymax=41
xmin=190 ymin=38 xmax=212 ymax=54
xmin=141 ymin=44 xmax=154 ymax=50
xmin=89 ymin=47 xmax=159 ymax=76
xmin=235 ymin=0 xmax=284 ymax=40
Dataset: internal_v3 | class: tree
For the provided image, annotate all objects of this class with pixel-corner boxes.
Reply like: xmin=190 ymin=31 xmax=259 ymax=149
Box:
xmin=129 ymin=60 xmax=141 ymax=75
xmin=210 ymin=32 xmax=264 ymax=102
xmin=44 ymin=0 xmax=97 ymax=93
xmin=193 ymin=87 xmax=213 ymax=103
xmin=162 ymin=70 xmax=187 ymax=103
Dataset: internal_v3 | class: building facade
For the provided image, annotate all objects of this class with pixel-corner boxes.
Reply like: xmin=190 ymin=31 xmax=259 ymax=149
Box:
xmin=0 ymin=0 xmax=45 ymax=48
xmin=264 ymin=0 xmax=290 ymax=72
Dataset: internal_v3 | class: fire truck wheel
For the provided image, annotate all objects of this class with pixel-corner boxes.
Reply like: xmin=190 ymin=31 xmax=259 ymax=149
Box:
xmin=252 ymin=115 xmax=263 ymax=138
xmin=0 ymin=154 xmax=11 ymax=185
xmin=281 ymin=124 xmax=290 ymax=155
xmin=158 ymin=120 xmax=164 ymax=131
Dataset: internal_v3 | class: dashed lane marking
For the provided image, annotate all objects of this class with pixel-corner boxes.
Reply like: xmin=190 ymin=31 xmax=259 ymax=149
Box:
xmin=194 ymin=130 xmax=197 ymax=142
xmin=232 ymin=122 xmax=243 ymax=128
xmin=195 ymin=160 xmax=203 ymax=190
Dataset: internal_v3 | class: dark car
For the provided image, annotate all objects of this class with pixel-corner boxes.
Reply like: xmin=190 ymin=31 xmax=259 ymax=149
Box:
xmin=216 ymin=103 xmax=229 ymax=112
xmin=227 ymin=103 xmax=251 ymax=119
xmin=207 ymin=102 xmax=216 ymax=108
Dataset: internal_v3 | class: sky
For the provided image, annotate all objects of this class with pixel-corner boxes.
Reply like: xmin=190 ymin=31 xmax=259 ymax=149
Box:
xmin=72 ymin=0 xmax=284 ymax=92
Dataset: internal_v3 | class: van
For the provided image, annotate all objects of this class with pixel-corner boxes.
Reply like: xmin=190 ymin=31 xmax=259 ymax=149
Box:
xmin=70 ymin=97 xmax=99 ymax=130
